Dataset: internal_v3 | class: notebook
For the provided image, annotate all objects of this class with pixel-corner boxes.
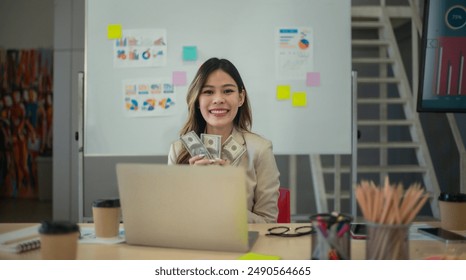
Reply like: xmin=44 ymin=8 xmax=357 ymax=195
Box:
xmin=0 ymin=225 xmax=41 ymax=253
xmin=116 ymin=163 xmax=257 ymax=253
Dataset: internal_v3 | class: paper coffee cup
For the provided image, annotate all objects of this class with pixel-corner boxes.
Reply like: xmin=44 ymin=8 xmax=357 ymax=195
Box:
xmin=439 ymin=192 xmax=466 ymax=230
xmin=92 ymin=198 xmax=121 ymax=238
xmin=39 ymin=221 xmax=80 ymax=260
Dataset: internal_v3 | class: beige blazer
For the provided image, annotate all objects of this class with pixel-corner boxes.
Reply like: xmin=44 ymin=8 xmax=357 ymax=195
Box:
xmin=168 ymin=128 xmax=280 ymax=223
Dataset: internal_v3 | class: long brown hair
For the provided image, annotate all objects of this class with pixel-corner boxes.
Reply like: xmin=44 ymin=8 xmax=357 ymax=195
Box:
xmin=176 ymin=58 xmax=252 ymax=164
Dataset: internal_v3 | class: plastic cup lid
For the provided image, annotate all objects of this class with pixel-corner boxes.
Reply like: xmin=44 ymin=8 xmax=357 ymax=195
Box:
xmin=438 ymin=192 xmax=466 ymax=202
xmin=92 ymin=198 xmax=120 ymax=208
xmin=39 ymin=220 xmax=80 ymax=234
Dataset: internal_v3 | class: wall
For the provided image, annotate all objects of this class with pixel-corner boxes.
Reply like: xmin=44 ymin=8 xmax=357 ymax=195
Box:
xmin=53 ymin=0 xmax=84 ymax=221
xmin=0 ymin=0 xmax=53 ymax=49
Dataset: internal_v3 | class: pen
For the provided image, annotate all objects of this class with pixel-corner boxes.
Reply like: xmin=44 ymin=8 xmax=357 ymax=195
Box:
xmin=337 ymin=223 xmax=350 ymax=238
xmin=316 ymin=216 xmax=328 ymax=237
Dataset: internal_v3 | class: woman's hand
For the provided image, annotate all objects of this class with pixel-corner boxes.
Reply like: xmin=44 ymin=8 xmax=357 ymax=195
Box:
xmin=189 ymin=154 xmax=230 ymax=166
xmin=188 ymin=154 xmax=210 ymax=165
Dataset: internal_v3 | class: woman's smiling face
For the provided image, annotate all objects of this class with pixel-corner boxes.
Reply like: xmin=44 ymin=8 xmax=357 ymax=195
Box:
xmin=198 ymin=69 xmax=244 ymax=132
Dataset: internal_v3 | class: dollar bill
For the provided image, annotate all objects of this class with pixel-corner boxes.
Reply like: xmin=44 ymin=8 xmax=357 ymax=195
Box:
xmin=180 ymin=131 xmax=213 ymax=159
xmin=201 ymin=134 xmax=222 ymax=159
xmin=222 ymin=135 xmax=246 ymax=166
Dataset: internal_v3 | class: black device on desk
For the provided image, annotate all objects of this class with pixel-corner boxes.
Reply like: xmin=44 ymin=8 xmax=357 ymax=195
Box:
xmin=418 ymin=227 xmax=466 ymax=243
xmin=350 ymin=223 xmax=367 ymax=240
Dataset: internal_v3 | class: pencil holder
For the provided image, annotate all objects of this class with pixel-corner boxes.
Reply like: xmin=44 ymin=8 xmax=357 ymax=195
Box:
xmin=310 ymin=213 xmax=352 ymax=260
xmin=366 ymin=223 xmax=409 ymax=260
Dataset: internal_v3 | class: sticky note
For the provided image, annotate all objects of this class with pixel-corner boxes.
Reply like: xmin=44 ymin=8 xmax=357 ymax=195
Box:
xmin=172 ymin=71 xmax=187 ymax=86
xmin=292 ymin=92 xmax=307 ymax=107
xmin=306 ymin=72 xmax=320 ymax=87
xmin=238 ymin=252 xmax=281 ymax=260
xmin=276 ymin=85 xmax=291 ymax=100
xmin=107 ymin=24 xmax=122 ymax=39
xmin=183 ymin=46 xmax=198 ymax=61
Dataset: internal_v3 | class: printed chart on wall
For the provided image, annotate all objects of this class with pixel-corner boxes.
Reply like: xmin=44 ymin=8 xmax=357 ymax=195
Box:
xmin=114 ymin=29 xmax=167 ymax=68
xmin=123 ymin=78 xmax=176 ymax=117
xmin=276 ymin=27 xmax=313 ymax=80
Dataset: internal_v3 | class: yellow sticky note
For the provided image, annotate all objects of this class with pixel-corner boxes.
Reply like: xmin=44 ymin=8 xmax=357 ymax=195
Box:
xmin=276 ymin=85 xmax=291 ymax=100
xmin=238 ymin=252 xmax=281 ymax=260
xmin=107 ymin=24 xmax=122 ymax=39
xmin=292 ymin=92 xmax=307 ymax=107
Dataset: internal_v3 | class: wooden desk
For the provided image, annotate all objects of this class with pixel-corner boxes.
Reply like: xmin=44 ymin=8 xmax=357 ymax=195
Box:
xmin=1 ymin=223 xmax=465 ymax=260
xmin=0 ymin=223 xmax=310 ymax=260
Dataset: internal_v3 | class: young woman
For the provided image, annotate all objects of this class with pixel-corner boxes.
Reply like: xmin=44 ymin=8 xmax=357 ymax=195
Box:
xmin=168 ymin=58 xmax=280 ymax=223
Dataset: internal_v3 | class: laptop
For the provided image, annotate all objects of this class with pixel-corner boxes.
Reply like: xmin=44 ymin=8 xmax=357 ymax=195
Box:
xmin=116 ymin=163 xmax=258 ymax=252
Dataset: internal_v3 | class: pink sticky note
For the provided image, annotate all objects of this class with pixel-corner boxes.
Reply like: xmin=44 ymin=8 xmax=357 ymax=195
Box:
xmin=306 ymin=72 xmax=320 ymax=87
xmin=173 ymin=71 xmax=187 ymax=86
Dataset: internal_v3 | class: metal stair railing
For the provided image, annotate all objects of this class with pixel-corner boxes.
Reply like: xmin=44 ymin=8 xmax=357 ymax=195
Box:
xmin=379 ymin=7 xmax=440 ymax=217
xmin=311 ymin=2 xmax=442 ymax=218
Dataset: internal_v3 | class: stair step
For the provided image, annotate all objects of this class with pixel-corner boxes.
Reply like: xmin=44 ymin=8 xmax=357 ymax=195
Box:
xmin=352 ymin=39 xmax=389 ymax=46
xmin=352 ymin=58 xmax=394 ymax=64
xmin=322 ymin=165 xmax=428 ymax=174
xmin=358 ymin=97 xmax=408 ymax=104
xmin=358 ymin=165 xmax=429 ymax=173
xmin=358 ymin=142 xmax=421 ymax=149
xmin=351 ymin=21 xmax=384 ymax=28
xmin=358 ymin=119 xmax=415 ymax=126
xmin=357 ymin=77 xmax=401 ymax=83
xmin=326 ymin=192 xmax=351 ymax=200
xmin=326 ymin=190 xmax=435 ymax=200
xmin=321 ymin=164 xmax=428 ymax=174
xmin=322 ymin=166 xmax=351 ymax=173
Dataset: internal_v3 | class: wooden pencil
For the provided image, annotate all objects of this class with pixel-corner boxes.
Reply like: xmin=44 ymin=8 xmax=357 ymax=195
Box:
xmin=355 ymin=177 xmax=429 ymax=259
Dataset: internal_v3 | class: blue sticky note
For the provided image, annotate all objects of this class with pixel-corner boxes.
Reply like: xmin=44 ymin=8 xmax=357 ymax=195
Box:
xmin=183 ymin=46 xmax=198 ymax=61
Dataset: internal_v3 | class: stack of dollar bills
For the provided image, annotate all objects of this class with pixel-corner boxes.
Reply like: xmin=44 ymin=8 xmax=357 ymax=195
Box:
xmin=180 ymin=131 xmax=246 ymax=166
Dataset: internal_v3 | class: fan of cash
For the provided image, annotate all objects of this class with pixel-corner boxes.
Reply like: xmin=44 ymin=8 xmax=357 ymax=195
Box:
xmin=180 ymin=131 xmax=246 ymax=166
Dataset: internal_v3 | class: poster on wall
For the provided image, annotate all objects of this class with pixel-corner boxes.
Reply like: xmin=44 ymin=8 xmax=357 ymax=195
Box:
xmin=0 ymin=49 xmax=53 ymax=199
xmin=123 ymin=78 xmax=176 ymax=117
xmin=114 ymin=29 xmax=167 ymax=68
xmin=276 ymin=27 xmax=314 ymax=80
xmin=417 ymin=0 xmax=466 ymax=112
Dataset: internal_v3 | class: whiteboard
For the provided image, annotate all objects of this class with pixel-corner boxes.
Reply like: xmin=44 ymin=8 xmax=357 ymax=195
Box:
xmin=85 ymin=0 xmax=351 ymax=156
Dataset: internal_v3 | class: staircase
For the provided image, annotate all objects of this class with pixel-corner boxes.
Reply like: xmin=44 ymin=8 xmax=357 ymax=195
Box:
xmin=311 ymin=2 xmax=441 ymax=218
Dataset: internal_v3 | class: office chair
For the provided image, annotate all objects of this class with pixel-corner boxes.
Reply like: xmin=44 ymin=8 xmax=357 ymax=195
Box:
xmin=277 ymin=187 xmax=291 ymax=223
